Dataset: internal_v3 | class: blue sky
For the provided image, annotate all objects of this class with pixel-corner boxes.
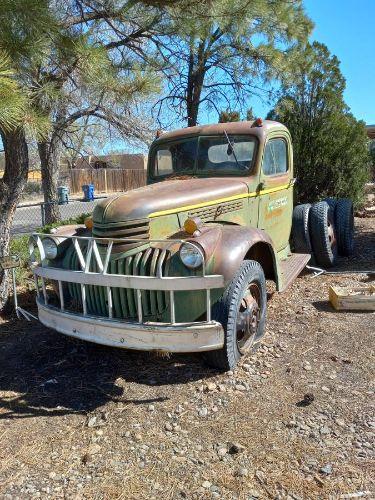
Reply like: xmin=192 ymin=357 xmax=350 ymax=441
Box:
xmin=247 ymin=0 xmax=375 ymax=125
xmin=304 ymin=0 xmax=374 ymax=124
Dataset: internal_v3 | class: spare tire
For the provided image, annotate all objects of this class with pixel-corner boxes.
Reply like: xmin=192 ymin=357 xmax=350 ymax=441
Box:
xmin=335 ymin=199 xmax=354 ymax=256
xmin=309 ymin=201 xmax=338 ymax=268
xmin=292 ymin=204 xmax=312 ymax=254
xmin=324 ymin=197 xmax=337 ymax=212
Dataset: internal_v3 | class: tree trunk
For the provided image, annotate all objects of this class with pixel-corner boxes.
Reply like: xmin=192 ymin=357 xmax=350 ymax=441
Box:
xmin=0 ymin=128 xmax=29 ymax=313
xmin=186 ymin=43 xmax=206 ymax=127
xmin=38 ymin=133 xmax=63 ymax=224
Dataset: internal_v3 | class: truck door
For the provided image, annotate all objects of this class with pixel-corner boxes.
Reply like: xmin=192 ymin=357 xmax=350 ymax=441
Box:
xmin=257 ymin=134 xmax=293 ymax=252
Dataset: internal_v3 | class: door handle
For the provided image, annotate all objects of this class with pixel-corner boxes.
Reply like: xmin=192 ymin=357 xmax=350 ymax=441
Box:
xmin=257 ymin=182 xmax=265 ymax=193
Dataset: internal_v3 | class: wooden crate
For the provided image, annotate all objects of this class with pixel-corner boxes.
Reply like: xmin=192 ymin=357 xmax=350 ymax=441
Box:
xmin=329 ymin=285 xmax=375 ymax=311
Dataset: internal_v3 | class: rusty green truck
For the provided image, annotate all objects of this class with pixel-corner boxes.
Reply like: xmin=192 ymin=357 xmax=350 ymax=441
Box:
xmin=29 ymin=119 xmax=338 ymax=370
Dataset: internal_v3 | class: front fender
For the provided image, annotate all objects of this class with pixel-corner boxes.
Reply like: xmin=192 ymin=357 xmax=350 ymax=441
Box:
xmin=195 ymin=225 xmax=280 ymax=287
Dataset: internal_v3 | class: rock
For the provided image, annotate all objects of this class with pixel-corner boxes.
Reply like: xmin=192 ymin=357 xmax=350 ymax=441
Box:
xmin=198 ymin=407 xmax=208 ymax=417
xmin=148 ymin=405 xmax=155 ymax=412
xmin=235 ymin=467 xmax=248 ymax=477
xmin=205 ymin=382 xmax=216 ymax=392
xmin=303 ymin=363 xmax=312 ymax=371
xmin=217 ymin=447 xmax=227 ymax=458
xmin=202 ymin=481 xmax=212 ymax=489
xmin=87 ymin=416 xmax=98 ymax=428
xmin=296 ymin=393 xmax=315 ymax=407
xmin=335 ymin=418 xmax=345 ymax=427
xmin=319 ymin=464 xmax=332 ymax=475
xmin=235 ymin=384 xmax=246 ymax=391
xmin=165 ymin=422 xmax=173 ymax=432
xmin=228 ymin=442 xmax=245 ymax=454
xmin=322 ymin=386 xmax=330 ymax=393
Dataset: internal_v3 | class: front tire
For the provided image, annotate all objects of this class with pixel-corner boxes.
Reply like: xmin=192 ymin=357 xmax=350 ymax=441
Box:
xmin=205 ymin=260 xmax=266 ymax=371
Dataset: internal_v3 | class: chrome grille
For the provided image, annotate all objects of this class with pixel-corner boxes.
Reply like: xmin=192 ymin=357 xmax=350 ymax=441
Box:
xmin=92 ymin=218 xmax=149 ymax=250
xmin=67 ymin=246 xmax=169 ymax=321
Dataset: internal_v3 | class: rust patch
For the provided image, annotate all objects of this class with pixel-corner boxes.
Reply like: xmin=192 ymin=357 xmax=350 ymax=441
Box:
xmin=265 ymin=208 xmax=283 ymax=219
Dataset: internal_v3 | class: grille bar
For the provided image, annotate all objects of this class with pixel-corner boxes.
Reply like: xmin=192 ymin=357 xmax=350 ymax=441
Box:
xmin=92 ymin=218 xmax=150 ymax=248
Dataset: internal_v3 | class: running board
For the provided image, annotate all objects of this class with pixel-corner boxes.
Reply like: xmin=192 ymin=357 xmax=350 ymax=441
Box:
xmin=279 ymin=253 xmax=311 ymax=292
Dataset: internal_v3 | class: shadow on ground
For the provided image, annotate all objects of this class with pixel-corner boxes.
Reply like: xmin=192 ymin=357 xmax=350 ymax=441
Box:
xmin=0 ymin=300 xmax=214 ymax=420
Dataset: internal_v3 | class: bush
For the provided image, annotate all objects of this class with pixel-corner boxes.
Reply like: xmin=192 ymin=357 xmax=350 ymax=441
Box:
xmin=21 ymin=181 xmax=43 ymax=200
xmin=39 ymin=212 xmax=91 ymax=234
xmin=268 ymin=42 xmax=371 ymax=207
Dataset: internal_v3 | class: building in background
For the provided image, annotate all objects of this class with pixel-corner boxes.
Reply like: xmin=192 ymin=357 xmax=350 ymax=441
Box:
xmin=367 ymin=125 xmax=375 ymax=140
xmin=62 ymin=153 xmax=147 ymax=171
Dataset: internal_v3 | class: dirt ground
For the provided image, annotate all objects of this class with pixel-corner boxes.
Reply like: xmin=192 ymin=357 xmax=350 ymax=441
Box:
xmin=0 ymin=218 xmax=374 ymax=500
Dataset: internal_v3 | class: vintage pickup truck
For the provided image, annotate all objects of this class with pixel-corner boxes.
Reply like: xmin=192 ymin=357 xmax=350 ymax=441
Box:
xmin=28 ymin=119 xmax=350 ymax=370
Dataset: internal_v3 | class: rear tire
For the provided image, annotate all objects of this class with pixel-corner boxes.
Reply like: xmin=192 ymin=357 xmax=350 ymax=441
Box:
xmin=335 ymin=199 xmax=354 ymax=256
xmin=292 ymin=204 xmax=312 ymax=254
xmin=309 ymin=201 xmax=338 ymax=268
xmin=204 ymin=260 xmax=266 ymax=371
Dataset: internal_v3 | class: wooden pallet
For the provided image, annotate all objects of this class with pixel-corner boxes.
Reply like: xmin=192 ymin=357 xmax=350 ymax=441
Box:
xmin=329 ymin=285 xmax=375 ymax=311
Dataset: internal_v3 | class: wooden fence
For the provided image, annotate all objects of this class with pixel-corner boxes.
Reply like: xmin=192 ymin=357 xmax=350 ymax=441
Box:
xmin=67 ymin=168 xmax=147 ymax=195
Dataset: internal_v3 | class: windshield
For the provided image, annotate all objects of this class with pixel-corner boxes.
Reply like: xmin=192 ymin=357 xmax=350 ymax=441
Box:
xmin=152 ymin=135 xmax=256 ymax=178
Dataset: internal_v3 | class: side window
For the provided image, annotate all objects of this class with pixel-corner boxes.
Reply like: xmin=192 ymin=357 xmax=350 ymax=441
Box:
xmin=262 ymin=138 xmax=288 ymax=175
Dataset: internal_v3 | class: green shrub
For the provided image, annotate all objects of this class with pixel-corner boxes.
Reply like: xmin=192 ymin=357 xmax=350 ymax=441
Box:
xmin=268 ymin=42 xmax=371 ymax=207
xmin=39 ymin=212 xmax=91 ymax=233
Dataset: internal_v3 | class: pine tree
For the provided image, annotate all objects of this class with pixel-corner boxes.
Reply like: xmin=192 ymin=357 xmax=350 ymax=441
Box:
xmin=0 ymin=0 xmax=54 ymax=311
xmin=153 ymin=0 xmax=312 ymax=126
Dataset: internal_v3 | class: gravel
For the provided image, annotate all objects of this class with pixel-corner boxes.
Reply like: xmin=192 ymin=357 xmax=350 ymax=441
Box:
xmin=0 ymin=217 xmax=374 ymax=499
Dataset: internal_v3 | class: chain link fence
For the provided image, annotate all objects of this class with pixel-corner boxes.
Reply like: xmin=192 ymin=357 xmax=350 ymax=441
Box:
xmin=11 ymin=196 xmax=109 ymax=236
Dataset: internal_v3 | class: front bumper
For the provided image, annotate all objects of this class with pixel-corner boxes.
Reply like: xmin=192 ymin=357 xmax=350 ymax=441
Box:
xmin=37 ymin=300 xmax=224 ymax=352
xmin=30 ymin=234 xmax=226 ymax=353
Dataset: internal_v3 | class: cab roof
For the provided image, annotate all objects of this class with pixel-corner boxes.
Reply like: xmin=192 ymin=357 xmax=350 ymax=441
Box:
xmin=156 ymin=120 xmax=289 ymax=142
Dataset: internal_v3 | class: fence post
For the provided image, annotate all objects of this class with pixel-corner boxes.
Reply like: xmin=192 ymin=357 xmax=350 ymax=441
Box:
xmin=40 ymin=202 xmax=46 ymax=227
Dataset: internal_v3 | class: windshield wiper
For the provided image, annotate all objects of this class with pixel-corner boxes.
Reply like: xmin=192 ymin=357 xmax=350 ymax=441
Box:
xmin=223 ymin=130 xmax=246 ymax=170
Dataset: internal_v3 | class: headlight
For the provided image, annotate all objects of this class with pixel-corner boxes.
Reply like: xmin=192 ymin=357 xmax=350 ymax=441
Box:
xmin=179 ymin=242 xmax=204 ymax=269
xmin=42 ymin=237 xmax=58 ymax=260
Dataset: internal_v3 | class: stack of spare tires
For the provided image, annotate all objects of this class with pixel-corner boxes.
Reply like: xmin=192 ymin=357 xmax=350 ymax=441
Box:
xmin=292 ymin=199 xmax=355 ymax=268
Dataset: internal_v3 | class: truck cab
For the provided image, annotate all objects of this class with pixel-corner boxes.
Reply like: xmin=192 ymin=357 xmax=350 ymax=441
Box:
xmin=29 ymin=120 xmax=310 ymax=370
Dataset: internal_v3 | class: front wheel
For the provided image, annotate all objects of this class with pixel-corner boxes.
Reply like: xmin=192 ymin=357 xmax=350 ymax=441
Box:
xmin=205 ymin=260 xmax=267 ymax=371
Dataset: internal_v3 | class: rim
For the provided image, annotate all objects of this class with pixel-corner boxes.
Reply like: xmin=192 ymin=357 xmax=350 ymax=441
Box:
xmin=327 ymin=215 xmax=337 ymax=252
xmin=236 ymin=282 xmax=261 ymax=352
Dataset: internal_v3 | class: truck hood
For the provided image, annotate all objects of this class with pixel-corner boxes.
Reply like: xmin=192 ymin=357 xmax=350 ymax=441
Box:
xmin=93 ymin=177 xmax=249 ymax=222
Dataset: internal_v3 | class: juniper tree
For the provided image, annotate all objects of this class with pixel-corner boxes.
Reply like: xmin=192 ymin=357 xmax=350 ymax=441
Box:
xmin=267 ymin=42 xmax=370 ymax=206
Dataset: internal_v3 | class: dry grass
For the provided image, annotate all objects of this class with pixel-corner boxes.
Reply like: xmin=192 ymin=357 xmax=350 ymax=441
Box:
xmin=0 ymin=218 xmax=374 ymax=499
